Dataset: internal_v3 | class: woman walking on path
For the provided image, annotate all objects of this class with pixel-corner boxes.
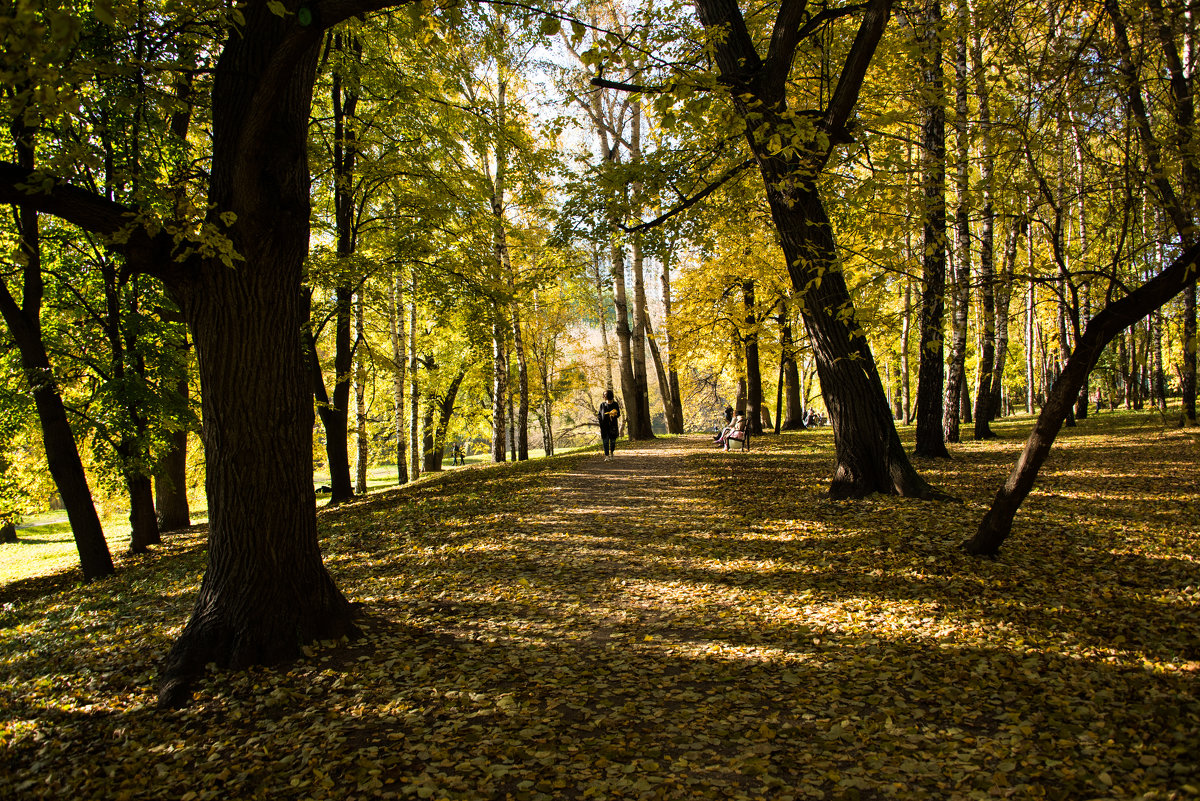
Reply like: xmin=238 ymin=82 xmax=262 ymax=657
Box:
xmin=598 ymin=390 xmax=621 ymax=461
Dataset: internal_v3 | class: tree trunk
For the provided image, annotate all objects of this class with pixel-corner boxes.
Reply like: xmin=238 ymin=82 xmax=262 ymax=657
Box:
xmin=158 ymin=15 xmax=358 ymax=706
xmin=389 ymin=275 xmax=408 ymax=485
xmin=1184 ymin=279 xmax=1198 ymax=424
xmin=126 ymin=472 xmax=159 ymax=553
xmin=780 ymin=309 xmax=805 ymax=430
xmin=594 ymin=252 xmax=616 ymax=393
xmin=409 ymin=287 xmax=421 ymax=479
xmin=697 ymin=0 xmax=932 ymax=497
xmin=914 ymin=0 xmax=951 ymax=459
xmin=610 ymin=242 xmax=641 ymax=437
xmin=990 ymin=216 xmax=1025 ymax=420
xmin=0 ymin=130 xmax=112 ymax=578
xmin=660 ymin=251 xmax=685 ymax=434
xmin=354 ymin=290 xmax=368 ymax=493
xmin=155 ymin=420 xmax=191 ymax=532
xmin=968 ymin=242 xmax=1200 ymax=555
xmin=0 ymin=521 xmax=15 ymax=543
xmin=969 ymin=0 xmax=997 ymax=439
xmin=742 ymin=279 xmax=764 ymax=436
xmin=944 ymin=30 xmax=970 ymax=445
xmin=511 ymin=303 xmax=530 ymax=460
xmin=901 ymin=277 xmax=913 ymax=423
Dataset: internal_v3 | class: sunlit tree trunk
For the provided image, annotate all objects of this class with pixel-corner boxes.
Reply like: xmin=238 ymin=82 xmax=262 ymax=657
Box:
xmin=659 ymin=250 xmax=685 ymax=433
xmin=389 ymin=275 xmax=408 ymax=485
xmin=970 ymin=7 xmax=996 ymax=439
xmin=354 ymin=290 xmax=368 ymax=493
xmin=409 ymin=284 xmax=421 ymax=479
xmin=944 ymin=28 xmax=971 ymax=445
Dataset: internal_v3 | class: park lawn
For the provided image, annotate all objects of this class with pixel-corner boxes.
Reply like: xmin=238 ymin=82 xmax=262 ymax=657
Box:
xmin=0 ymin=411 xmax=1197 ymax=800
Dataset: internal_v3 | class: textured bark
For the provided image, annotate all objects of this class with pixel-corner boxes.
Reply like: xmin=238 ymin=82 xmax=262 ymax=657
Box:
xmin=914 ymin=0 xmax=951 ymax=458
xmin=943 ymin=30 xmax=970 ymax=445
xmin=158 ymin=8 xmax=359 ymax=705
xmin=696 ymin=0 xmax=931 ymax=497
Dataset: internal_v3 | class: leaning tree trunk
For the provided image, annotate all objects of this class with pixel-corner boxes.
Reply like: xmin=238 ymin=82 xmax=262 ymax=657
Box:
xmin=914 ymin=0 xmax=951 ymax=459
xmin=967 ymin=242 xmax=1200 ymax=555
xmin=158 ymin=12 xmax=357 ymax=706
xmin=0 ymin=149 xmax=112 ymax=578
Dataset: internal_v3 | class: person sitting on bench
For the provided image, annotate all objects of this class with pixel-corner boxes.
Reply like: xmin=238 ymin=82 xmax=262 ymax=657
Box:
xmin=716 ymin=412 xmax=749 ymax=451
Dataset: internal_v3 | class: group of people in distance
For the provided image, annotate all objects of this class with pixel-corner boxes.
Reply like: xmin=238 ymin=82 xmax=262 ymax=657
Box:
xmin=596 ymin=392 xmax=752 ymax=457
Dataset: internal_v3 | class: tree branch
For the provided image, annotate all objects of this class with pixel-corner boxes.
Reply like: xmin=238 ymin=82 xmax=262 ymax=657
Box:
xmin=619 ymin=158 xmax=754 ymax=233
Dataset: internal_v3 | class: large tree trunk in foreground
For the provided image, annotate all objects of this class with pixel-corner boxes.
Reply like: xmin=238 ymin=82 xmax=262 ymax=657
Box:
xmin=158 ymin=11 xmax=357 ymax=707
xmin=967 ymin=242 xmax=1200 ymax=555
xmin=697 ymin=0 xmax=931 ymax=497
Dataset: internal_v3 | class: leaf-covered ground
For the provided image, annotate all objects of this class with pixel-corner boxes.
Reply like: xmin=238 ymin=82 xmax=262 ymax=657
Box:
xmin=1 ymin=413 xmax=1198 ymax=800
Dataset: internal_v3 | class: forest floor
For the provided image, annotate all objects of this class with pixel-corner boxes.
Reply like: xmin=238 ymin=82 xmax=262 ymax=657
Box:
xmin=1 ymin=413 xmax=1198 ymax=800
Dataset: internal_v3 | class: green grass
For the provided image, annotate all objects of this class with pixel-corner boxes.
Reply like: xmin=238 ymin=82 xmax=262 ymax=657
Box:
xmin=1 ymin=445 xmax=600 ymax=585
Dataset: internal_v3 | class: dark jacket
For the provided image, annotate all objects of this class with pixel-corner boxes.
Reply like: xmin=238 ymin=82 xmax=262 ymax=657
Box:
xmin=598 ymin=400 xmax=621 ymax=437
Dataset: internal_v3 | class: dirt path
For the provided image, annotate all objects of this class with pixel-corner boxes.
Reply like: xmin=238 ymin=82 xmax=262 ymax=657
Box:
xmin=544 ymin=435 xmax=717 ymax=528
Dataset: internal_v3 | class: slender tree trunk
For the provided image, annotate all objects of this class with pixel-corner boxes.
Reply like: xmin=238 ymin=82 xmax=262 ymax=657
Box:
xmin=594 ymin=252 xmax=615 ymax=394
xmin=389 ymin=275 xmax=408 ymax=485
xmin=780 ymin=307 xmax=805 ymax=430
xmin=0 ymin=128 xmax=111 ymax=578
xmin=944 ymin=28 xmax=971 ymax=445
xmin=660 ymin=250 xmax=685 ymax=433
xmin=490 ymin=305 xmax=507 ymax=462
xmin=1184 ymin=280 xmax=1198 ymax=424
xmin=968 ymin=242 xmax=1200 ymax=555
xmin=511 ymin=303 xmax=530 ymax=459
xmin=990 ymin=217 xmax=1024 ymax=420
xmin=742 ymin=279 xmax=765 ymax=435
xmin=1026 ymin=232 xmax=1037 ymax=413
xmin=610 ymin=242 xmax=640 ymax=436
xmin=628 ymin=100 xmax=655 ymax=439
xmin=914 ymin=0 xmax=951 ymax=458
xmin=901 ymin=277 xmax=912 ymax=423
xmin=409 ymin=287 xmax=420 ymax=479
xmin=354 ymin=290 xmax=368 ymax=493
